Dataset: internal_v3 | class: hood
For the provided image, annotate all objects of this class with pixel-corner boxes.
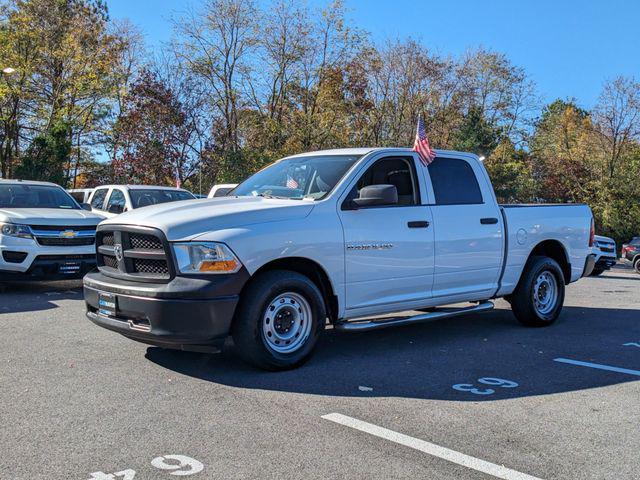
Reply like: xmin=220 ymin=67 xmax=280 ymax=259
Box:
xmin=0 ymin=208 xmax=104 ymax=226
xmin=100 ymin=196 xmax=315 ymax=240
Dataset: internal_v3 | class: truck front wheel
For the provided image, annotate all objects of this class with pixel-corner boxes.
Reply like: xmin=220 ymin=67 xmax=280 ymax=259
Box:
xmin=510 ymin=256 xmax=565 ymax=327
xmin=232 ymin=270 xmax=326 ymax=370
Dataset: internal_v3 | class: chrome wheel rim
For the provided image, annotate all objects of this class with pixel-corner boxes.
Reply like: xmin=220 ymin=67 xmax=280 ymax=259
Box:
xmin=533 ymin=271 xmax=558 ymax=316
xmin=262 ymin=292 xmax=313 ymax=354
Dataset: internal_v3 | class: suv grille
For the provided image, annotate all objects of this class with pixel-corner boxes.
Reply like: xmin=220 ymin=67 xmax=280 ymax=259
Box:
xmin=96 ymin=228 xmax=171 ymax=281
xmin=30 ymin=225 xmax=96 ymax=247
xmin=37 ymin=237 xmax=95 ymax=246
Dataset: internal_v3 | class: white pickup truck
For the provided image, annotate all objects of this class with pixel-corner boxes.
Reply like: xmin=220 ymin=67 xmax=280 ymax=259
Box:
xmin=84 ymin=148 xmax=595 ymax=370
xmin=1 ymin=180 xmax=103 ymax=281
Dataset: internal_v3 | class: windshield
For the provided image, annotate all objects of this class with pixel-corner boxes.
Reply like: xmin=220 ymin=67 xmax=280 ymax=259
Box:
xmin=232 ymin=154 xmax=362 ymax=200
xmin=129 ymin=189 xmax=195 ymax=209
xmin=0 ymin=184 xmax=79 ymax=209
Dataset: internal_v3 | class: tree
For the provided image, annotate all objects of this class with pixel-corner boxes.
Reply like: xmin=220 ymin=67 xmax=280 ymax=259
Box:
xmin=112 ymin=69 xmax=203 ymax=186
xmin=530 ymin=99 xmax=598 ymax=203
xmin=0 ymin=0 xmax=131 ymax=184
xmin=592 ymin=76 xmax=640 ymax=180
xmin=452 ymin=106 xmax=502 ymax=156
xmin=13 ymin=119 xmax=70 ymax=184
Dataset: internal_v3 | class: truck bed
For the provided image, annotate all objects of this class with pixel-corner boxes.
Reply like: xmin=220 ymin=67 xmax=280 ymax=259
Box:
xmin=497 ymin=203 xmax=592 ymax=297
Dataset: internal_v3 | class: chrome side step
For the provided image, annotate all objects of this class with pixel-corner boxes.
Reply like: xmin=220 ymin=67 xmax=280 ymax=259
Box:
xmin=334 ymin=301 xmax=494 ymax=332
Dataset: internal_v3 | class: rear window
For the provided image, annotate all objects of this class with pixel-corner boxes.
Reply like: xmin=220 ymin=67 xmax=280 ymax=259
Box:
xmin=0 ymin=184 xmax=78 ymax=209
xmin=427 ymin=158 xmax=483 ymax=205
xmin=129 ymin=189 xmax=195 ymax=209
xmin=69 ymin=191 xmax=85 ymax=203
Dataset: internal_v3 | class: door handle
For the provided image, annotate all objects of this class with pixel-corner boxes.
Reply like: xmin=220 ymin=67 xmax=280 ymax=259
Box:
xmin=408 ymin=221 xmax=430 ymax=228
xmin=480 ymin=217 xmax=499 ymax=225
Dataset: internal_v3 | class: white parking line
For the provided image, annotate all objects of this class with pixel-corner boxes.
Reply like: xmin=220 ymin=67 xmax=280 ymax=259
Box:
xmin=322 ymin=413 xmax=543 ymax=480
xmin=553 ymin=358 xmax=640 ymax=376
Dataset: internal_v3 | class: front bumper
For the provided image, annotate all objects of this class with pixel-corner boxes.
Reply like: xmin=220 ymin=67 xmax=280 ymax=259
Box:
xmin=595 ymin=255 xmax=617 ymax=270
xmin=83 ymin=269 xmax=250 ymax=352
xmin=0 ymin=254 xmax=96 ymax=281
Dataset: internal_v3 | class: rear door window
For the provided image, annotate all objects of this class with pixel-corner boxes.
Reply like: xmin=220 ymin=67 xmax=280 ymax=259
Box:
xmin=427 ymin=158 xmax=483 ymax=205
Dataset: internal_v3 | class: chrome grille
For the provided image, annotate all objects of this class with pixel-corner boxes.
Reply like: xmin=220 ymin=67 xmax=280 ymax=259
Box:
xmin=103 ymin=254 xmax=118 ymax=269
xmin=102 ymin=233 xmax=115 ymax=246
xmin=96 ymin=228 xmax=171 ymax=281
xmin=132 ymin=258 xmax=169 ymax=275
xmin=130 ymin=233 xmax=162 ymax=250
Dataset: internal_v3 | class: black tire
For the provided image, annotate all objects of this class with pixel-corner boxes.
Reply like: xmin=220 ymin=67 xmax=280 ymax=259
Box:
xmin=590 ymin=268 xmax=605 ymax=276
xmin=634 ymin=259 xmax=640 ymax=275
xmin=510 ymin=256 xmax=565 ymax=327
xmin=232 ymin=270 xmax=326 ymax=370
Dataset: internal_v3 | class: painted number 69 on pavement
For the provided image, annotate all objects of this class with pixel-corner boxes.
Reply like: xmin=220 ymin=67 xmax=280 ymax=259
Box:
xmin=452 ymin=377 xmax=519 ymax=395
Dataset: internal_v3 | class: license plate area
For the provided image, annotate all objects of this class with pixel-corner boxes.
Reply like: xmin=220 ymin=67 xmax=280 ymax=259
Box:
xmin=98 ymin=292 xmax=117 ymax=317
xmin=59 ymin=261 xmax=81 ymax=275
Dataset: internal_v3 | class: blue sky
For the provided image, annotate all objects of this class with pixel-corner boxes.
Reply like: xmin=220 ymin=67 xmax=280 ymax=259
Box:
xmin=107 ymin=0 xmax=640 ymax=109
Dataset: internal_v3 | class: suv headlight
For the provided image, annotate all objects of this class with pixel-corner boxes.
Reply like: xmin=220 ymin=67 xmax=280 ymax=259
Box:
xmin=0 ymin=222 xmax=33 ymax=239
xmin=173 ymin=242 xmax=242 ymax=274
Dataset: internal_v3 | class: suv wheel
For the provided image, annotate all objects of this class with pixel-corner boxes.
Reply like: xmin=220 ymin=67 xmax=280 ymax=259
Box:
xmin=511 ymin=256 xmax=565 ymax=327
xmin=634 ymin=258 xmax=640 ymax=274
xmin=232 ymin=270 xmax=326 ymax=370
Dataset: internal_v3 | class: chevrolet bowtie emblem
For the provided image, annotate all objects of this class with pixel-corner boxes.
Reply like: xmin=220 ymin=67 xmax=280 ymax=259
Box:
xmin=60 ymin=230 xmax=78 ymax=238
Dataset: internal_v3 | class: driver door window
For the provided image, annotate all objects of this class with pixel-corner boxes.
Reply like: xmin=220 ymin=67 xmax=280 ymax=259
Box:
xmin=90 ymin=188 xmax=108 ymax=210
xmin=106 ymin=189 xmax=126 ymax=214
xmin=346 ymin=157 xmax=419 ymax=207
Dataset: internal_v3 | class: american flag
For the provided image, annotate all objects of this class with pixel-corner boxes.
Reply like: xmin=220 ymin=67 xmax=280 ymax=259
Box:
xmin=413 ymin=116 xmax=436 ymax=166
xmin=286 ymin=175 xmax=299 ymax=189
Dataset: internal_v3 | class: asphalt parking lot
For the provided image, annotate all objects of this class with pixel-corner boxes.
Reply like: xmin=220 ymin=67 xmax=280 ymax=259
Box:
xmin=1 ymin=266 xmax=639 ymax=480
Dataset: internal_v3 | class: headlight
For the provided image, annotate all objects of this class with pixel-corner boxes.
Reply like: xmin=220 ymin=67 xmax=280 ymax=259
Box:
xmin=173 ymin=242 xmax=242 ymax=274
xmin=0 ymin=222 xmax=33 ymax=239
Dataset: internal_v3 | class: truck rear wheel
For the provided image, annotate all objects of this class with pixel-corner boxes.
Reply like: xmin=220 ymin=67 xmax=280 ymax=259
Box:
xmin=511 ymin=256 xmax=565 ymax=327
xmin=232 ymin=270 xmax=326 ymax=370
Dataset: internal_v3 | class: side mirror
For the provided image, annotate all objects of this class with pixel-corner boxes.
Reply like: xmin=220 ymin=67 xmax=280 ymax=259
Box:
xmin=108 ymin=204 xmax=124 ymax=214
xmin=350 ymin=184 xmax=398 ymax=209
xmin=80 ymin=203 xmax=92 ymax=211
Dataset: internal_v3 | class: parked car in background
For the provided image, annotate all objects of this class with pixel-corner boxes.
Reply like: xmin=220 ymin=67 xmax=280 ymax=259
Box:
xmin=590 ymin=234 xmax=617 ymax=275
xmin=88 ymin=185 xmax=196 ymax=218
xmin=0 ymin=179 xmax=102 ymax=281
xmin=84 ymin=147 xmax=595 ymax=370
xmin=207 ymin=184 xmax=238 ymax=198
xmin=67 ymin=188 xmax=94 ymax=204
xmin=622 ymin=237 xmax=640 ymax=274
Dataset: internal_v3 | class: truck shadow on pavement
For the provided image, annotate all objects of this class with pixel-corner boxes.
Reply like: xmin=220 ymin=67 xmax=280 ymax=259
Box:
xmin=146 ymin=305 xmax=640 ymax=401
xmin=0 ymin=281 xmax=83 ymax=314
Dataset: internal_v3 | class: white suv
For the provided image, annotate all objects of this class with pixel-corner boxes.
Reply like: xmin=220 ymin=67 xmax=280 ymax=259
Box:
xmin=590 ymin=234 xmax=617 ymax=276
xmin=0 ymin=179 xmax=104 ymax=281
xmin=88 ymin=185 xmax=196 ymax=218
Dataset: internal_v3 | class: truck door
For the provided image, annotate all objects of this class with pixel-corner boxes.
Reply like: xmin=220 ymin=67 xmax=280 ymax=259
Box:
xmin=425 ymin=155 xmax=503 ymax=300
xmin=338 ymin=154 xmax=435 ymax=314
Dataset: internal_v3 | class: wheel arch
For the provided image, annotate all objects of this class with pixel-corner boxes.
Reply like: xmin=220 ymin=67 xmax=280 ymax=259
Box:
xmin=525 ymin=239 xmax=571 ymax=284
xmin=243 ymin=257 xmax=339 ymax=323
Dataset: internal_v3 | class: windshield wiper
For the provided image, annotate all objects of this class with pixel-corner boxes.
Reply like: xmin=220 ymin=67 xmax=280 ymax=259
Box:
xmin=254 ymin=193 xmax=291 ymax=200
